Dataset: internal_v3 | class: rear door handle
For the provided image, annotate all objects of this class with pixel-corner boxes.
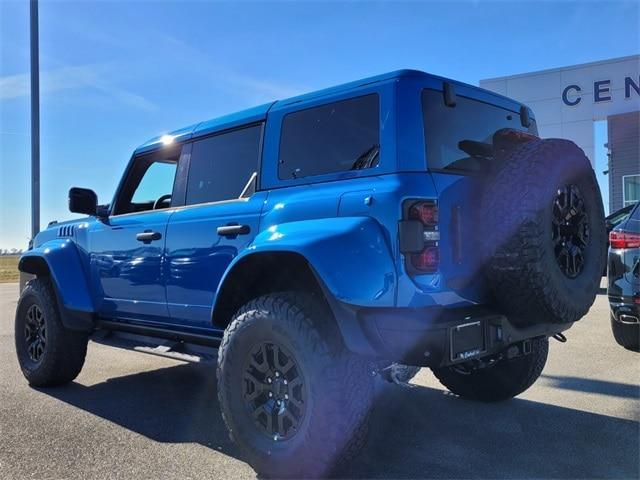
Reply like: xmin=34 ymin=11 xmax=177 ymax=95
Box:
xmin=217 ymin=224 xmax=250 ymax=237
xmin=136 ymin=230 xmax=162 ymax=243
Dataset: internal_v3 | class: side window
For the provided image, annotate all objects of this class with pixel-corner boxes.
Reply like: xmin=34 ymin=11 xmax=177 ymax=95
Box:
xmin=186 ymin=125 xmax=262 ymax=205
xmin=623 ymin=175 xmax=640 ymax=207
xmin=278 ymin=94 xmax=380 ymax=180
xmin=131 ymin=162 xmax=177 ymax=204
xmin=114 ymin=149 xmax=180 ymax=215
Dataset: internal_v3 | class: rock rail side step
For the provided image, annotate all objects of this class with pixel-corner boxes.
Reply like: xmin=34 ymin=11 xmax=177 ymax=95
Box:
xmin=91 ymin=327 xmax=219 ymax=364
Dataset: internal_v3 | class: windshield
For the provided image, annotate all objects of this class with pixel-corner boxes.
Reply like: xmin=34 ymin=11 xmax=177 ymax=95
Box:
xmin=422 ymin=89 xmax=537 ymax=172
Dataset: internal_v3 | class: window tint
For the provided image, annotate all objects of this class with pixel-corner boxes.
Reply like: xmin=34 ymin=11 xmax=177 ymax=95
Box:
xmin=422 ymin=89 xmax=537 ymax=172
xmin=131 ymin=161 xmax=177 ymax=204
xmin=278 ymin=94 xmax=379 ymax=179
xmin=631 ymin=203 xmax=640 ymax=221
xmin=114 ymin=149 xmax=180 ymax=215
xmin=186 ymin=125 xmax=262 ymax=205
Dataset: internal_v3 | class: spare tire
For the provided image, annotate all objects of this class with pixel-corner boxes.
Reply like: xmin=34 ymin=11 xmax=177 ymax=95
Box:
xmin=481 ymin=138 xmax=606 ymax=326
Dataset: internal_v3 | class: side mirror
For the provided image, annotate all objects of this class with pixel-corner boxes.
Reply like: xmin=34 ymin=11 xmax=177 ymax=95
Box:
xmin=96 ymin=204 xmax=110 ymax=218
xmin=69 ymin=187 xmax=98 ymax=215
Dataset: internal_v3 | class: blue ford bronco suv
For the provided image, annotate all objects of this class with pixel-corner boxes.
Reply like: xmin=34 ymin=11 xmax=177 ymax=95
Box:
xmin=16 ymin=70 xmax=606 ymax=478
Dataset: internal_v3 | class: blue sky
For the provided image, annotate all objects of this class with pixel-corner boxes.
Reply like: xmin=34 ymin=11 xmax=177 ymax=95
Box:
xmin=1 ymin=0 xmax=638 ymax=249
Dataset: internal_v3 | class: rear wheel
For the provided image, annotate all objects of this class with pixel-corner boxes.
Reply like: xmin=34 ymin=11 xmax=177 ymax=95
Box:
xmin=217 ymin=292 xmax=373 ymax=478
xmin=611 ymin=316 xmax=640 ymax=352
xmin=432 ymin=337 xmax=548 ymax=402
xmin=15 ymin=278 xmax=89 ymax=387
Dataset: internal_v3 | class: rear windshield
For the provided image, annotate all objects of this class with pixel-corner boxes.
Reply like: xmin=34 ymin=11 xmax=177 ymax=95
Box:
xmin=422 ymin=89 xmax=537 ymax=172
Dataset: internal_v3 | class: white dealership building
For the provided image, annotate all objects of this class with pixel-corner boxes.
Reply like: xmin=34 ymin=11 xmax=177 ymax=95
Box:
xmin=480 ymin=55 xmax=640 ymax=212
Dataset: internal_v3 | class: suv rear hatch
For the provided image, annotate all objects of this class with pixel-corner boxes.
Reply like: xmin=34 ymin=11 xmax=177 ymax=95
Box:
xmin=610 ymin=205 xmax=640 ymax=285
xmin=419 ymin=87 xmax=538 ymax=302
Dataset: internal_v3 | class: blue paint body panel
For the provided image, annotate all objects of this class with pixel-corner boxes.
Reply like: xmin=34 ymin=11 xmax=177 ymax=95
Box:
xmin=164 ymin=193 xmax=267 ymax=329
xmin=20 ymin=69 xmax=537 ymax=349
xmin=227 ymin=216 xmax=396 ymax=306
xmin=20 ymin=239 xmax=94 ymax=314
xmin=87 ymin=210 xmax=173 ymax=323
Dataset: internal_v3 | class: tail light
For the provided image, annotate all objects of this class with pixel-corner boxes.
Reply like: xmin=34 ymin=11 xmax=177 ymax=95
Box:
xmin=399 ymin=200 xmax=439 ymax=273
xmin=610 ymin=230 xmax=640 ymax=249
xmin=409 ymin=202 xmax=438 ymax=226
xmin=411 ymin=247 xmax=440 ymax=271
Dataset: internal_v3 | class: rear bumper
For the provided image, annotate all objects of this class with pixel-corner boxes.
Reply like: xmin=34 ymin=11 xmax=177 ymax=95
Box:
xmin=609 ymin=295 xmax=640 ymax=324
xmin=336 ymin=302 xmax=571 ymax=367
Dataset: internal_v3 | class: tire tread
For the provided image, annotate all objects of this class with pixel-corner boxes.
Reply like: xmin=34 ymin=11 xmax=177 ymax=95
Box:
xmin=611 ymin=317 xmax=640 ymax=352
xmin=216 ymin=292 xmax=372 ymax=478
xmin=15 ymin=277 xmax=88 ymax=387
xmin=481 ymin=139 xmax=606 ymax=326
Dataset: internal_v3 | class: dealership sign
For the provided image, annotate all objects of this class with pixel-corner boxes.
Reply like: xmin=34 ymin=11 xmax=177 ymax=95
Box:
xmin=562 ymin=76 xmax=640 ymax=106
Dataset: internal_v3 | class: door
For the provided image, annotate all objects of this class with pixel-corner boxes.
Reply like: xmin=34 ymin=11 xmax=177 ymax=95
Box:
xmin=164 ymin=123 xmax=265 ymax=330
xmin=89 ymin=144 xmax=184 ymax=323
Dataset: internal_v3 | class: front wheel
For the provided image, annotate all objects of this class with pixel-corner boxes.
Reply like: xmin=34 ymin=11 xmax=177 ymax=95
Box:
xmin=15 ymin=278 xmax=89 ymax=387
xmin=432 ymin=337 xmax=548 ymax=402
xmin=216 ymin=292 xmax=373 ymax=478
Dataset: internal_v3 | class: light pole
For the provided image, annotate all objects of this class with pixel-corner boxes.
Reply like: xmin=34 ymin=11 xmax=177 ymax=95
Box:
xmin=30 ymin=0 xmax=40 ymax=238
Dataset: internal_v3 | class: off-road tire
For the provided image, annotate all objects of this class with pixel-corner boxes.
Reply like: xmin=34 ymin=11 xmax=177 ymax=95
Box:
xmin=611 ymin=316 xmax=640 ymax=352
xmin=432 ymin=337 xmax=548 ymax=402
xmin=481 ymin=138 xmax=607 ymax=326
xmin=216 ymin=292 xmax=373 ymax=479
xmin=15 ymin=278 xmax=89 ymax=387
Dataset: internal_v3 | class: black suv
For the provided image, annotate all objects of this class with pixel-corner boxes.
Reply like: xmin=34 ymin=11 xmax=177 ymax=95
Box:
xmin=608 ymin=202 xmax=640 ymax=351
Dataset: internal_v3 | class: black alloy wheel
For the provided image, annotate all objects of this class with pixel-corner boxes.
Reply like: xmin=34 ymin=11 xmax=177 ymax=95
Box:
xmin=552 ymin=184 xmax=590 ymax=278
xmin=243 ymin=342 xmax=307 ymax=441
xmin=24 ymin=304 xmax=46 ymax=363
xmin=217 ymin=292 xmax=374 ymax=478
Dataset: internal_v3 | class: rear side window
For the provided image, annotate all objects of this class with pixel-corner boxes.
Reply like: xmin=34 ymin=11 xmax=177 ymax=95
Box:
xmin=631 ymin=203 xmax=640 ymax=221
xmin=186 ymin=125 xmax=262 ymax=205
xmin=422 ymin=89 xmax=537 ymax=172
xmin=278 ymin=94 xmax=379 ymax=179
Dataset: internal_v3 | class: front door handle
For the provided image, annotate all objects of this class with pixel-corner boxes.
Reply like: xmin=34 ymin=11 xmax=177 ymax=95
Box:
xmin=217 ymin=224 xmax=251 ymax=238
xmin=136 ymin=230 xmax=162 ymax=243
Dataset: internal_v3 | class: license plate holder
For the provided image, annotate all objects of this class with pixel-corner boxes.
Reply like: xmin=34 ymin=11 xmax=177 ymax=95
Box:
xmin=450 ymin=320 xmax=485 ymax=362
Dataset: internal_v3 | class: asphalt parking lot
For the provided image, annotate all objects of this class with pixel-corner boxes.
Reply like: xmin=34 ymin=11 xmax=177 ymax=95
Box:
xmin=0 ymin=282 xmax=638 ymax=479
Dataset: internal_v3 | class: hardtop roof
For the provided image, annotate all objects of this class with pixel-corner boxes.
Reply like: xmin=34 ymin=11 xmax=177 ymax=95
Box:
xmin=135 ymin=69 xmax=525 ymax=154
